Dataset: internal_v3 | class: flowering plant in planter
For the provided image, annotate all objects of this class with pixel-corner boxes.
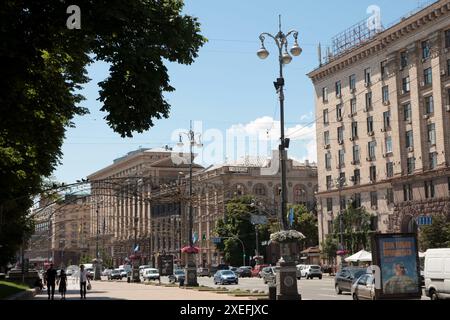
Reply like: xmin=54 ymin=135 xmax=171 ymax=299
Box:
xmin=181 ymin=246 xmax=200 ymax=254
xmin=270 ymin=230 xmax=305 ymax=243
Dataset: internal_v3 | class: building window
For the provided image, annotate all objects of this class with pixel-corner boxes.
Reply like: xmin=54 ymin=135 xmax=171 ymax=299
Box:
xmin=353 ymin=193 xmax=361 ymax=208
xmin=427 ymin=123 xmax=436 ymax=145
xmin=325 ymin=152 xmax=332 ymax=170
xmin=370 ymin=165 xmax=377 ymax=182
xmin=352 ymin=145 xmax=360 ymax=164
xmin=386 ymin=162 xmax=394 ymax=178
xmin=364 ymin=68 xmax=371 ymax=85
xmin=340 ymin=195 xmax=346 ymax=211
xmin=424 ymin=180 xmax=435 ymax=199
xmin=370 ymin=191 xmax=378 ymax=209
xmin=337 ymin=126 xmax=344 ymax=144
xmin=386 ymin=188 xmax=394 ymax=205
xmin=293 ymin=186 xmax=307 ymax=204
xmin=353 ymin=169 xmax=360 ymax=185
xmin=338 ymin=149 xmax=345 ymax=167
xmin=367 ymin=116 xmax=374 ymax=133
xmin=254 ymin=184 xmax=266 ymax=196
xmin=327 ymin=220 xmax=333 ymax=234
xmin=406 ymin=130 xmax=414 ymax=149
xmin=407 ymin=157 xmax=415 ymax=174
xmin=322 ymin=87 xmax=328 ymax=102
xmin=403 ymin=184 xmax=413 ymax=201
xmin=403 ymin=103 xmax=412 ymax=121
xmin=429 ymin=152 xmax=437 ymax=170
xmin=447 ymin=60 xmax=450 ymax=78
xmin=424 ymin=67 xmax=432 ymax=85
xmin=400 ymin=51 xmax=408 ymax=69
xmin=326 ymin=198 xmax=333 ymax=212
xmin=326 ymin=175 xmax=332 ymax=190
xmin=370 ymin=215 xmax=378 ymax=231
xmin=381 ymin=61 xmax=387 ymax=78
xmin=382 ymin=85 xmax=389 ymax=103
xmin=336 ymin=104 xmax=343 ymax=120
xmin=335 ymin=81 xmax=342 ymax=97
xmin=368 ymin=141 xmax=376 ymax=160
xmin=448 ymin=177 xmax=450 ymax=194
xmin=349 ymin=74 xmax=356 ymax=90
xmin=422 ymin=40 xmax=431 ymax=60
xmin=351 ymin=121 xmax=358 ymax=139
xmin=383 ymin=111 xmax=391 ymax=130
xmin=385 ymin=136 xmax=393 ymax=154
xmin=365 ymin=92 xmax=372 ymax=109
xmin=445 ymin=30 xmax=450 ymax=48
xmin=425 ymin=96 xmax=434 ymax=114
xmin=402 ymin=76 xmax=410 ymax=93
xmin=324 ymin=131 xmax=330 ymax=145
xmin=350 ymin=98 xmax=357 ymax=115
xmin=323 ymin=109 xmax=329 ymax=125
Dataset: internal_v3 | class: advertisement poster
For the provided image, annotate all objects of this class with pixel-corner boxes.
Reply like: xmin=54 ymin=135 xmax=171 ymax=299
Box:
xmin=157 ymin=254 xmax=174 ymax=276
xmin=372 ymin=233 xmax=421 ymax=299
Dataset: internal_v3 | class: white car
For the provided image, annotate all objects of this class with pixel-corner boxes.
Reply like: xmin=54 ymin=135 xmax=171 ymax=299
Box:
xmin=425 ymin=248 xmax=450 ymax=300
xmin=303 ymin=265 xmax=323 ymax=279
xmin=139 ymin=265 xmax=151 ymax=276
xmin=142 ymin=268 xmax=160 ymax=281
xmin=299 ymin=265 xmax=311 ymax=278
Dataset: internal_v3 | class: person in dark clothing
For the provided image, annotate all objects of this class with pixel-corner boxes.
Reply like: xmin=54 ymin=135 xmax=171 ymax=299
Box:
xmin=58 ymin=269 xmax=67 ymax=300
xmin=45 ymin=264 xmax=57 ymax=300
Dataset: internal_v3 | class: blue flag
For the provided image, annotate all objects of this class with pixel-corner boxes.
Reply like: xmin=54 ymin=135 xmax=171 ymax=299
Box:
xmin=192 ymin=232 xmax=199 ymax=243
xmin=134 ymin=245 xmax=139 ymax=252
xmin=288 ymin=208 xmax=294 ymax=227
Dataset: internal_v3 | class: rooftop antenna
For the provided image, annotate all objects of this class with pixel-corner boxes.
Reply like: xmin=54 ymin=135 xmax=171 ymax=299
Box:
xmin=318 ymin=42 xmax=322 ymax=67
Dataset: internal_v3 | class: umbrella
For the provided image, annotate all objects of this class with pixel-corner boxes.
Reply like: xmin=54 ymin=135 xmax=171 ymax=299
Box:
xmin=344 ymin=249 xmax=372 ymax=262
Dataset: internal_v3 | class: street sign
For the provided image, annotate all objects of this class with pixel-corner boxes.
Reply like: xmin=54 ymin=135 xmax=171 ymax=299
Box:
xmin=416 ymin=216 xmax=432 ymax=226
xmin=250 ymin=214 xmax=267 ymax=225
xmin=212 ymin=237 xmax=222 ymax=244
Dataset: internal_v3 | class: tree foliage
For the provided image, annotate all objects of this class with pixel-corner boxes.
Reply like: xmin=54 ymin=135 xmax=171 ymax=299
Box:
xmin=419 ymin=215 xmax=450 ymax=251
xmin=0 ymin=0 xmax=205 ymax=269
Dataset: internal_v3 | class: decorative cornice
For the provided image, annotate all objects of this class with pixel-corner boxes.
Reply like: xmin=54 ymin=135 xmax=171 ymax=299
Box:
xmin=307 ymin=0 xmax=450 ymax=83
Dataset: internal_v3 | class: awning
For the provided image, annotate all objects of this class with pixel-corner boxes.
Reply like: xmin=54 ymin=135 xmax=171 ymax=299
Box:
xmin=344 ymin=249 xmax=372 ymax=262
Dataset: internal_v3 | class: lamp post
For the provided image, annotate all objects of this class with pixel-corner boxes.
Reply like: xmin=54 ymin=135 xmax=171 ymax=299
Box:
xmin=131 ymin=178 xmax=141 ymax=282
xmin=94 ymin=203 xmax=102 ymax=280
xmin=178 ymin=120 xmax=203 ymax=286
xmin=335 ymin=176 xmax=347 ymax=268
xmin=257 ymin=15 xmax=302 ymax=300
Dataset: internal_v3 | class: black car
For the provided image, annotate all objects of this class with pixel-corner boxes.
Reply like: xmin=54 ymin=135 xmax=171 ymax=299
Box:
xmin=236 ymin=266 xmax=252 ymax=278
xmin=335 ymin=267 xmax=367 ymax=294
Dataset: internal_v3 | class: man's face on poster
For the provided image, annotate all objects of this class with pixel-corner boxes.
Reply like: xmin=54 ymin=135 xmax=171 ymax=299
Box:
xmin=394 ymin=263 xmax=405 ymax=276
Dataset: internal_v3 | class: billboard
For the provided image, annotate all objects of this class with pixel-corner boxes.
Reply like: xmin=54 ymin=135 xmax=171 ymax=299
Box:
xmin=157 ymin=254 xmax=174 ymax=276
xmin=372 ymin=233 xmax=421 ymax=300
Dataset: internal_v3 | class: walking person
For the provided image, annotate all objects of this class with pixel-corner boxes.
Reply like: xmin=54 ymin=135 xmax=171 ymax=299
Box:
xmin=45 ymin=264 xmax=57 ymax=300
xmin=79 ymin=265 xmax=90 ymax=299
xmin=57 ymin=269 xmax=67 ymax=300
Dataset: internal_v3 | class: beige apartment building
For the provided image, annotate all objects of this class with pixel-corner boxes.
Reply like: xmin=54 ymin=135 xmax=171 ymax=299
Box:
xmin=308 ymin=0 xmax=450 ymax=247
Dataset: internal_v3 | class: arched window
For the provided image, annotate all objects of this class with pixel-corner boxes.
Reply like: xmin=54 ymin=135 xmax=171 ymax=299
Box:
xmin=253 ymin=183 xmax=267 ymax=196
xmin=293 ymin=184 xmax=307 ymax=205
xmin=232 ymin=184 xmax=246 ymax=196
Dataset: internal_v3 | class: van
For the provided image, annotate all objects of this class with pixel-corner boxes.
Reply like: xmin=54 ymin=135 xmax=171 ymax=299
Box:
xmin=424 ymin=248 xmax=450 ymax=300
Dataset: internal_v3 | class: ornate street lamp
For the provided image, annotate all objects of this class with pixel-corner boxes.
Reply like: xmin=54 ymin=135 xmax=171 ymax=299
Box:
xmin=257 ymin=15 xmax=302 ymax=300
xmin=178 ymin=121 xmax=203 ymax=286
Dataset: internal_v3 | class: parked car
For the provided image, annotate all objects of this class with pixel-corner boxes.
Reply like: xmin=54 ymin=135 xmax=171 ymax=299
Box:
xmin=209 ymin=264 xmax=228 ymax=277
xmin=303 ymin=265 xmax=323 ymax=279
xmin=85 ymin=268 xmax=94 ymax=280
xmin=229 ymin=266 xmax=238 ymax=275
xmin=214 ymin=270 xmax=238 ymax=285
xmin=236 ymin=266 xmax=252 ymax=278
xmin=142 ymin=268 xmax=160 ymax=281
xmin=351 ymin=273 xmax=376 ymax=300
xmin=334 ymin=267 xmax=367 ymax=294
xmin=261 ymin=267 xmax=277 ymax=284
xmin=252 ymin=264 xmax=269 ymax=277
xmin=139 ymin=265 xmax=151 ymax=276
xmin=119 ymin=268 xmax=128 ymax=279
xmin=169 ymin=269 xmax=186 ymax=283
xmin=197 ymin=267 xmax=210 ymax=277
xmin=109 ymin=269 xmax=122 ymax=280
xmin=425 ymin=248 xmax=450 ymax=300
xmin=102 ymin=268 xmax=113 ymax=277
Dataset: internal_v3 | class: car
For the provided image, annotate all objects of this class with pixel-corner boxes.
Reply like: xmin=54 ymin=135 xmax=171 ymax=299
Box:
xmin=169 ymin=269 xmax=186 ymax=283
xmin=334 ymin=267 xmax=367 ymax=294
xmin=139 ymin=265 xmax=151 ymax=276
xmin=119 ymin=268 xmax=128 ymax=279
xmin=109 ymin=269 xmax=122 ymax=280
xmin=425 ymin=248 xmax=450 ymax=300
xmin=236 ymin=266 xmax=252 ymax=278
xmin=304 ymin=265 xmax=323 ymax=279
xmin=197 ymin=267 xmax=210 ymax=277
xmin=102 ymin=268 xmax=113 ymax=277
xmin=142 ymin=268 xmax=160 ymax=281
xmin=299 ymin=265 xmax=311 ymax=278
xmin=214 ymin=270 xmax=238 ymax=285
xmin=252 ymin=264 xmax=269 ymax=277
xmin=229 ymin=266 xmax=238 ymax=274
xmin=85 ymin=268 xmax=94 ymax=280
xmin=261 ymin=267 xmax=277 ymax=284
xmin=351 ymin=273 xmax=376 ymax=300
xmin=209 ymin=264 xmax=228 ymax=277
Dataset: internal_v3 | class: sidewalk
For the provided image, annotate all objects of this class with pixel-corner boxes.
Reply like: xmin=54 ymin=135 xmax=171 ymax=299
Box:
xmin=33 ymin=278 xmax=251 ymax=300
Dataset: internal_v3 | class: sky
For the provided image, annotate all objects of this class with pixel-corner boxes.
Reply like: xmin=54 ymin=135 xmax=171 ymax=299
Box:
xmin=53 ymin=0 xmax=435 ymax=183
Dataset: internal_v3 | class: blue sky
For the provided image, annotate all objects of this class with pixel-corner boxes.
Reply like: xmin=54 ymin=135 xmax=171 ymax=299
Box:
xmin=54 ymin=0 xmax=434 ymax=183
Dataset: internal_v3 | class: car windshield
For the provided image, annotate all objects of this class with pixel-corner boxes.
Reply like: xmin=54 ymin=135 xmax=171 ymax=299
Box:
xmin=221 ymin=271 xmax=234 ymax=275
xmin=147 ymin=269 xmax=158 ymax=274
xmin=349 ymin=269 xmax=366 ymax=278
xmin=310 ymin=266 xmax=321 ymax=269
xmin=112 ymin=270 xmax=120 ymax=274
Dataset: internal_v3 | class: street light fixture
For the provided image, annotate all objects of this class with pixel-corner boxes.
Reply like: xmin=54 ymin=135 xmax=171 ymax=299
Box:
xmin=178 ymin=120 xmax=202 ymax=287
xmin=257 ymin=15 xmax=302 ymax=300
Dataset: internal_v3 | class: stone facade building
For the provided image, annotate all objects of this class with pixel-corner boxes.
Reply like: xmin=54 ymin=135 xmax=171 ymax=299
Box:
xmin=308 ymin=0 xmax=450 ymax=248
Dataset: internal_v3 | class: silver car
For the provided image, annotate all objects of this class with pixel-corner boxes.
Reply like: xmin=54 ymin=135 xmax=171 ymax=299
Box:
xmin=351 ymin=273 xmax=376 ymax=300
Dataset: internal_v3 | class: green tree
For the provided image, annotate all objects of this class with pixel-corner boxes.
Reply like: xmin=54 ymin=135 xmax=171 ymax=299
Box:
xmin=0 ymin=0 xmax=205 ymax=269
xmin=321 ymin=234 xmax=338 ymax=265
xmin=419 ymin=215 xmax=450 ymax=251
xmin=287 ymin=204 xmax=319 ymax=249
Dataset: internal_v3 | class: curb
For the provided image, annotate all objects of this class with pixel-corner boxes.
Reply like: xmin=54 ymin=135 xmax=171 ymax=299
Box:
xmin=6 ymin=287 xmax=39 ymax=300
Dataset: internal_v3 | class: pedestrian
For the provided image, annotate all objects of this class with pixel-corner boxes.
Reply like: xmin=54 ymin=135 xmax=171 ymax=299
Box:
xmin=45 ymin=263 xmax=57 ymax=300
xmin=58 ymin=269 xmax=67 ymax=300
xmin=79 ymin=264 xmax=90 ymax=299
